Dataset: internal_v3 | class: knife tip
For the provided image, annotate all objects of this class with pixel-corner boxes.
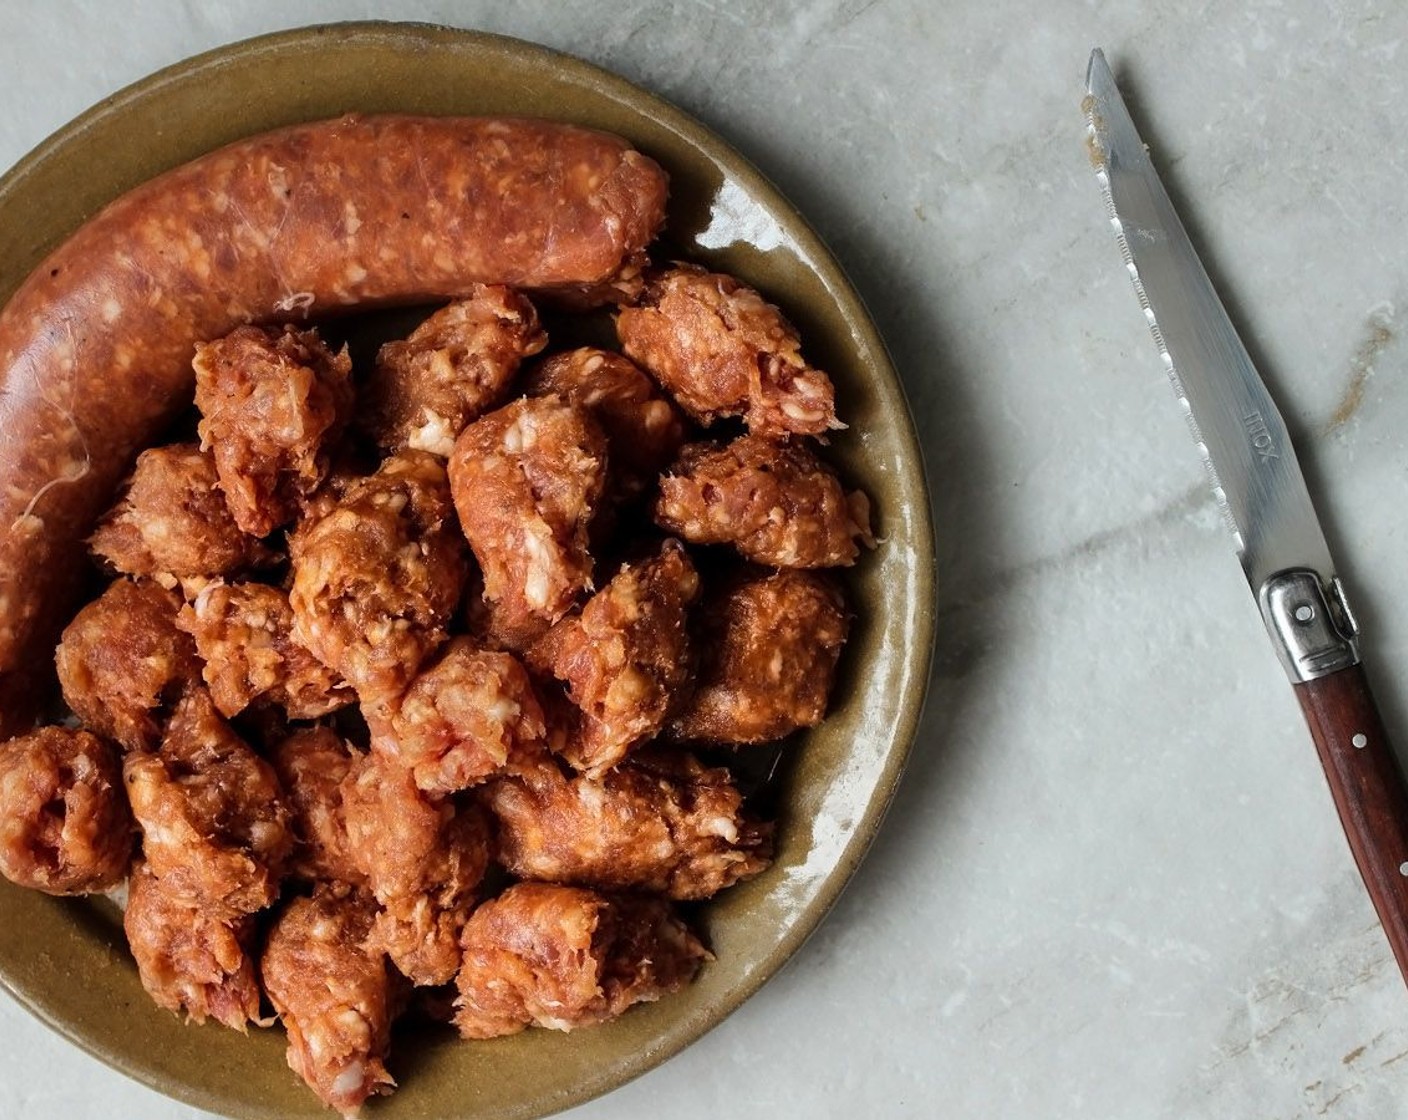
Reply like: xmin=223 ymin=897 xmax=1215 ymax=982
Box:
xmin=1086 ymin=47 xmax=1111 ymax=94
xmin=1083 ymin=50 xmax=1112 ymax=171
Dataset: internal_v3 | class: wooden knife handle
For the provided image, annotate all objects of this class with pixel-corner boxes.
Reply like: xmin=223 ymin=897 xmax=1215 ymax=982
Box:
xmin=1296 ymin=663 xmax=1408 ymax=983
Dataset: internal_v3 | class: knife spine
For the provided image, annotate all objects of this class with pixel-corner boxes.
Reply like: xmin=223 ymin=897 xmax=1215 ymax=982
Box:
xmin=1085 ymin=113 xmax=1246 ymax=554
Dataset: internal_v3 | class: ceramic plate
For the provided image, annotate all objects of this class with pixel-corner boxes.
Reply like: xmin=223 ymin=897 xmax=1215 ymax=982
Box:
xmin=0 ymin=22 xmax=935 ymax=1120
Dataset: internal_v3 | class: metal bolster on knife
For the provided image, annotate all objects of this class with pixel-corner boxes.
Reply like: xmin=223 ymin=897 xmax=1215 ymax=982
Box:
xmin=1258 ymin=570 xmax=1360 ymax=683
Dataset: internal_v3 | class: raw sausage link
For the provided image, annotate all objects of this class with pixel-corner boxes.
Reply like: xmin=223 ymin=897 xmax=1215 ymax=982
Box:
xmin=0 ymin=114 xmax=669 ymax=734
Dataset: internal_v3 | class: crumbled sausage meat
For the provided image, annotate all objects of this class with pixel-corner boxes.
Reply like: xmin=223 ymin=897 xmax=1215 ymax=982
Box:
xmin=55 ymin=579 xmax=200 ymax=753
xmin=523 ymin=346 xmax=686 ymax=502
xmin=289 ymin=451 xmax=467 ymax=706
xmin=361 ymin=286 xmax=547 ymax=456
xmin=0 ymin=726 xmax=132 ymax=894
xmin=124 ymin=861 xmax=263 ymax=1031
xmin=261 ymin=888 xmax=396 ymax=1115
xmin=341 ymin=755 xmax=491 ymax=985
xmin=193 ymin=324 xmax=354 ymax=536
xmin=454 ymin=882 xmax=708 ymax=1039
xmin=88 ymin=443 xmax=270 ymax=583
xmin=178 ymin=581 xmax=353 ymax=720
xmin=123 ymin=687 xmax=292 ymax=916
xmin=483 ymin=745 xmax=772 ymax=900
xmin=654 ymin=433 xmax=872 ymax=567
xmin=616 ymin=264 xmax=840 ymax=436
xmin=448 ymin=396 xmax=608 ymax=649
xmin=530 ymin=539 xmax=699 ymax=776
xmin=268 ymin=726 xmax=366 ymax=887
xmin=367 ymin=637 xmax=545 ymax=795
xmin=670 ymin=568 xmax=850 ymax=744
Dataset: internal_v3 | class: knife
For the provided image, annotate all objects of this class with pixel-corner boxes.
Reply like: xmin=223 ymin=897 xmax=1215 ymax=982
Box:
xmin=1084 ymin=48 xmax=1408 ymax=985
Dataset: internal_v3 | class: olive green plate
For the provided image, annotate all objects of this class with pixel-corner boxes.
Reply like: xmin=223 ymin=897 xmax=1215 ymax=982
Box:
xmin=0 ymin=21 xmax=936 ymax=1120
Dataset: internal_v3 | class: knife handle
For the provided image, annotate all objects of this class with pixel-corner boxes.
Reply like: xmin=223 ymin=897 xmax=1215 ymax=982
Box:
xmin=1296 ymin=663 xmax=1408 ymax=983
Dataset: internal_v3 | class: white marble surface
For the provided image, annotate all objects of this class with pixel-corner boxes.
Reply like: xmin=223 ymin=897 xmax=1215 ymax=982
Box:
xmin=4 ymin=1 xmax=1408 ymax=1117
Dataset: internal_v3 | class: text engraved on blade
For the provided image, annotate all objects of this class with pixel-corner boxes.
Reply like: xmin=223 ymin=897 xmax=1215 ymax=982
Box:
xmin=1242 ymin=411 xmax=1279 ymax=462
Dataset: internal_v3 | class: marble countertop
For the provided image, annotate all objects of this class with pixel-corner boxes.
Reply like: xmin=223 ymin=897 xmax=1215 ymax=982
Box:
xmin=5 ymin=2 xmax=1408 ymax=1117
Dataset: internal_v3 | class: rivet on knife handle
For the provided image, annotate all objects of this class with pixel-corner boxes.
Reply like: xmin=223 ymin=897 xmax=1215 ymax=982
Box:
xmin=1085 ymin=48 xmax=1408 ymax=987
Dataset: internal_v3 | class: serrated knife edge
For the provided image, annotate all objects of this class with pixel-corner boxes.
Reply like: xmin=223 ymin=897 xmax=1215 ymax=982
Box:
xmin=1086 ymin=115 xmax=1246 ymax=554
xmin=1085 ymin=61 xmax=1268 ymax=569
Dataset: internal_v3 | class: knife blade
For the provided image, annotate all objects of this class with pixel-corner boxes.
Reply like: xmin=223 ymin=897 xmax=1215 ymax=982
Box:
xmin=1085 ymin=47 xmax=1408 ymax=986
